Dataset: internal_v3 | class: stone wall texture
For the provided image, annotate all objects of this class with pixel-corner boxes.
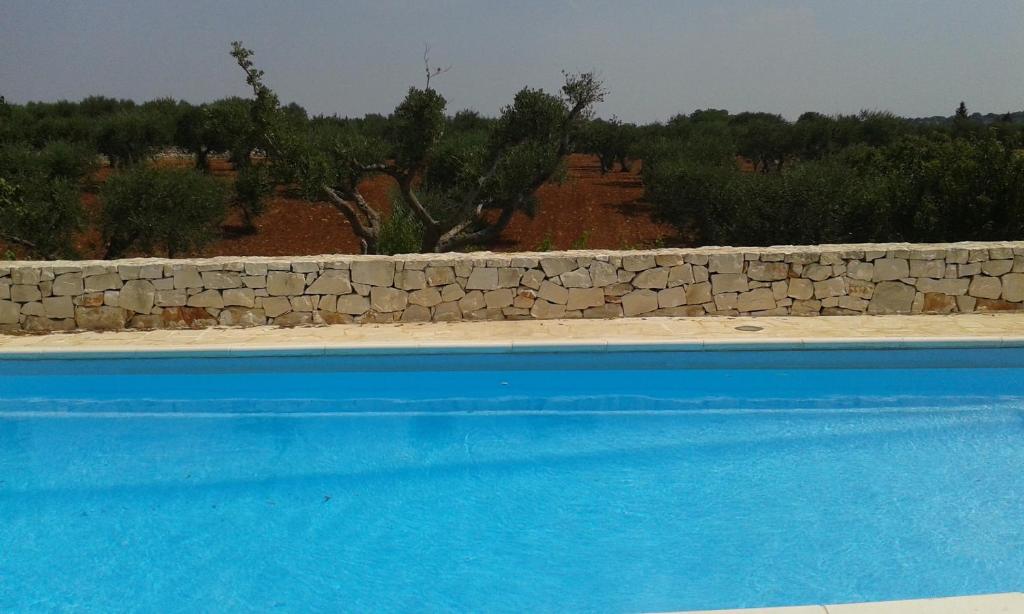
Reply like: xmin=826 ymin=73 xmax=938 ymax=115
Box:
xmin=2 ymin=242 xmax=1024 ymax=333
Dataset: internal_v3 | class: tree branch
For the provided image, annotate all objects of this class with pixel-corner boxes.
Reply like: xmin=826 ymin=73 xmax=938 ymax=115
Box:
xmin=0 ymin=231 xmax=57 ymax=260
xmin=322 ymin=185 xmax=379 ymax=251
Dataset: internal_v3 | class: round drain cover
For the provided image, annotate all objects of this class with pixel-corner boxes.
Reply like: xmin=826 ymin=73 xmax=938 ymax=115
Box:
xmin=734 ymin=325 xmax=764 ymax=332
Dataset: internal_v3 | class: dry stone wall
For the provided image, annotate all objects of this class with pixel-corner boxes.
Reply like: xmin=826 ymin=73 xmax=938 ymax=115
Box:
xmin=2 ymin=242 xmax=1024 ymax=333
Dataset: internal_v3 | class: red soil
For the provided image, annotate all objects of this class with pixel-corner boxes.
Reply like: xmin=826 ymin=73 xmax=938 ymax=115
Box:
xmin=5 ymin=154 xmax=677 ymax=260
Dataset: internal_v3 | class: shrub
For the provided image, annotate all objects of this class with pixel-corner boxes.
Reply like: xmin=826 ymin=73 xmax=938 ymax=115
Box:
xmin=648 ymin=158 xmax=890 ymax=246
xmin=377 ymin=198 xmax=424 ymax=256
xmin=647 ymin=134 xmax=1024 ymax=246
xmin=101 ymin=166 xmax=227 ymax=258
xmin=0 ymin=175 xmax=83 ymax=259
xmin=232 ymin=164 xmax=272 ymax=231
xmin=96 ymin=111 xmax=175 ymax=167
xmin=0 ymin=141 xmax=92 ymax=258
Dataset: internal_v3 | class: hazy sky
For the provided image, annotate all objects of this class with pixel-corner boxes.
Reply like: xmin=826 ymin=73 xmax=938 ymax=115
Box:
xmin=2 ymin=0 xmax=1023 ymax=122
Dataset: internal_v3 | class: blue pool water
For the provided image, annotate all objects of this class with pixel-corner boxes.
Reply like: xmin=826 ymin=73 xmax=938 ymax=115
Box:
xmin=2 ymin=346 xmax=1024 ymax=612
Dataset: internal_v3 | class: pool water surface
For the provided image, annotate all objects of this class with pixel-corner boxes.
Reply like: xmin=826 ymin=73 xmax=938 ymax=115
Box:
xmin=1 ymin=347 xmax=1023 ymax=612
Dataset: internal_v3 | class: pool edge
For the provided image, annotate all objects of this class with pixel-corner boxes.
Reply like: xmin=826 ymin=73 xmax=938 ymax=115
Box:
xmin=666 ymin=591 xmax=1024 ymax=613
xmin=0 ymin=335 xmax=1022 ymax=360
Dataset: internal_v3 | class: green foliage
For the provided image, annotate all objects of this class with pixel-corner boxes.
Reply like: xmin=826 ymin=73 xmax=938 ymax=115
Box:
xmin=377 ymin=194 xmax=424 ymax=255
xmin=0 ymin=141 xmax=98 ymax=184
xmin=0 ymin=141 xmax=94 ymax=258
xmin=0 ymin=175 xmax=83 ymax=259
xmin=580 ymin=117 xmax=637 ymax=173
xmin=390 ymin=87 xmax=447 ymax=171
xmin=569 ymin=229 xmax=592 ymax=249
xmin=535 ymin=233 xmax=555 ymax=251
xmin=232 ymin=164 xmax=272 ymax=230
xmin=648 ymin=132 xmax=1024 ymax=246
xmin=206 ymin=97 xmax=260 ymax=169
xmin=100 ymin=166 xmax=227 ymax=258
xmin=231 ymin=41 xmax=603 ymax=254
xmin=96 ymin=110 xmax=175 ymax=166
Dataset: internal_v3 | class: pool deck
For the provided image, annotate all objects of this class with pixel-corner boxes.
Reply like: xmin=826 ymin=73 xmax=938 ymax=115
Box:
xmin=675 ymin=592 xmax=1024 ymax=613
xmin=0 ymin=313 xmax=1022 ymax=357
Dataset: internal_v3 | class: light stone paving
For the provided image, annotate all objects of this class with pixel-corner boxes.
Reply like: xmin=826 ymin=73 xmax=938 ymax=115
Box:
xmin=3 ymin=242 xmax=1024 ymax=334
xmin=672 ymin=592 xmax=1024 ymax=613
xmin=0 ymin=314 xmax=1022 ymax=357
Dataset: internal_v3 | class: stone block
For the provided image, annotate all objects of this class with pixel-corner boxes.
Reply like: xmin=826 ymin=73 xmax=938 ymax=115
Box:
xmin=909 ymin=259 xmax=945 ymax=279
xmin=621 ymin=290 xmax=658 ymax=316
xmin=872 ymin=258 xmax=910 ymax=281
xmin=1003 ymin=273 xmax=1024 ymax=302
xmin=351 ymin=260 xmax=396 ymax=286
xmin=51 ymin=273 xmax=84 ymax=296
xmin=566 ymin=287 xmax=605 ymax=310
xmin=433 ymin=302 xmax=462 ymax=321
xmin=633 ymin=268 xmax=669 ymax=289
xmin=686 ymin=282 xmax=713 ymax=305
xmin=0 ymin=300 xmax=19 ymax=324
xmin=223 ymin=288 xmax=256 ymax=308
xmin=530 ymin=299 xmax=566 ymax=319
xmin=813 ymin=277 xmax=846 ymax=299
xmin=968 ymin=276 xmax=1002 ymax=300
xmin=393 ymin=270 xmax=426 ymax=291
xmin=982 ymin=260 xmax=1013 ymax=276
xmin=539 ymin=257 xmax=576 ymax=277
xmin=787 ymin=278 xmax=814 ymax=300
xmin=583 ymin=304 xmax=624 ymax=319
xmin=262 ymin=296 xmax=293 ymax=318
xmin=922 ymin=293 xmax=957 ymax=313
xmin=173 ymin=268 xmax=203 ymax=289
xmin=657 ymin=287 xmax=687 ymax=309
xmin=75 ymin=306 xmax=128 ymax=330
xmin=306 ymin=270 xmax=352 ymax=295
xmin=747 ymin=261 xmax=788 ymax=281
xmin=711 ymin=273 xmax=748 ymax=294
xmin=155 ymin=289 xmax=187 ymax=307
xmin=458 ymin=291 xmax=486 ymax=313
xmin=708 ymin=253 xmax=743 ymax=274
xmin=466 ymin=267 xmax=500 ymax=290
xmin=425 ymin=266 xmax=456 ymax=286
xmin=42 ymin=296 xmax=74 ymax=319
xmin=622 ymin=254 xmax=656 ymax=272
xmin=218 ymin=308 xmax=267 ymax=327
xmin=498 ymin=268 xmax=523 ymax=288
xmin=537 ymin=280 xmax=569 ymax=305
xmin=916 ymin=278 xmax=970 ymax=295
xmin=409 ymin=288 xmax=443 ymax=307
xmin=484 ymin=289 xmax=515 ymax=309
xmin=400 ymin=305 xmax=432 ymax=322
xmin=589 ymin=262 xmax=619 ymax=287
xmin=370 ymin=287 xmax=409 ymax=312
xmin=11 ymin=285 xmax=41 ymax=302
xmin=440 ymin=284 xmax=465 ymax=302
xmin=560 ymin=268 xmax=593 ymax=288
xmin=266 ymin=272 xmax=306 ymax=296
xmin=188 ymin=290 xmax=224 ymax=308
xmin=868 ymin=281 xmax=916 ymax=314
xmin=737 ymin=288 xmax=776 ymax=312
xmin=120 ymin=280 xmax=156 ymax=314
xmin=714 ymin=292 xmax=738 ymax=311
xmin=335 ymin=294 xmax=371 ymax=316
xmin=201 ymin=271 xmax=241 ymax=289
xmin=274 ymin=312 xmax=314 ymax=327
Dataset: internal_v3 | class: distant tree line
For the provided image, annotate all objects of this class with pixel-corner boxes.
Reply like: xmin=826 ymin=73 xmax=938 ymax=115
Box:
xmin=3 ymin=71 xmax=1023 ymax=259
xmin=635 ymin=105 xmax=1024 ymax=245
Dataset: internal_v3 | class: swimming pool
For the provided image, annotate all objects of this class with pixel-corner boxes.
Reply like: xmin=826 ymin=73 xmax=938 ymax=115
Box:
xmin=2 ymin=344 xmax=1023 ymax=612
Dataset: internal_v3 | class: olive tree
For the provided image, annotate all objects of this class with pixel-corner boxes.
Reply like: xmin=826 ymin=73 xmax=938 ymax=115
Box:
xmin=230 ymin=41 xmax=604 ymax=253
xmin=0 ymin=143 xmax=92 ymax=258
